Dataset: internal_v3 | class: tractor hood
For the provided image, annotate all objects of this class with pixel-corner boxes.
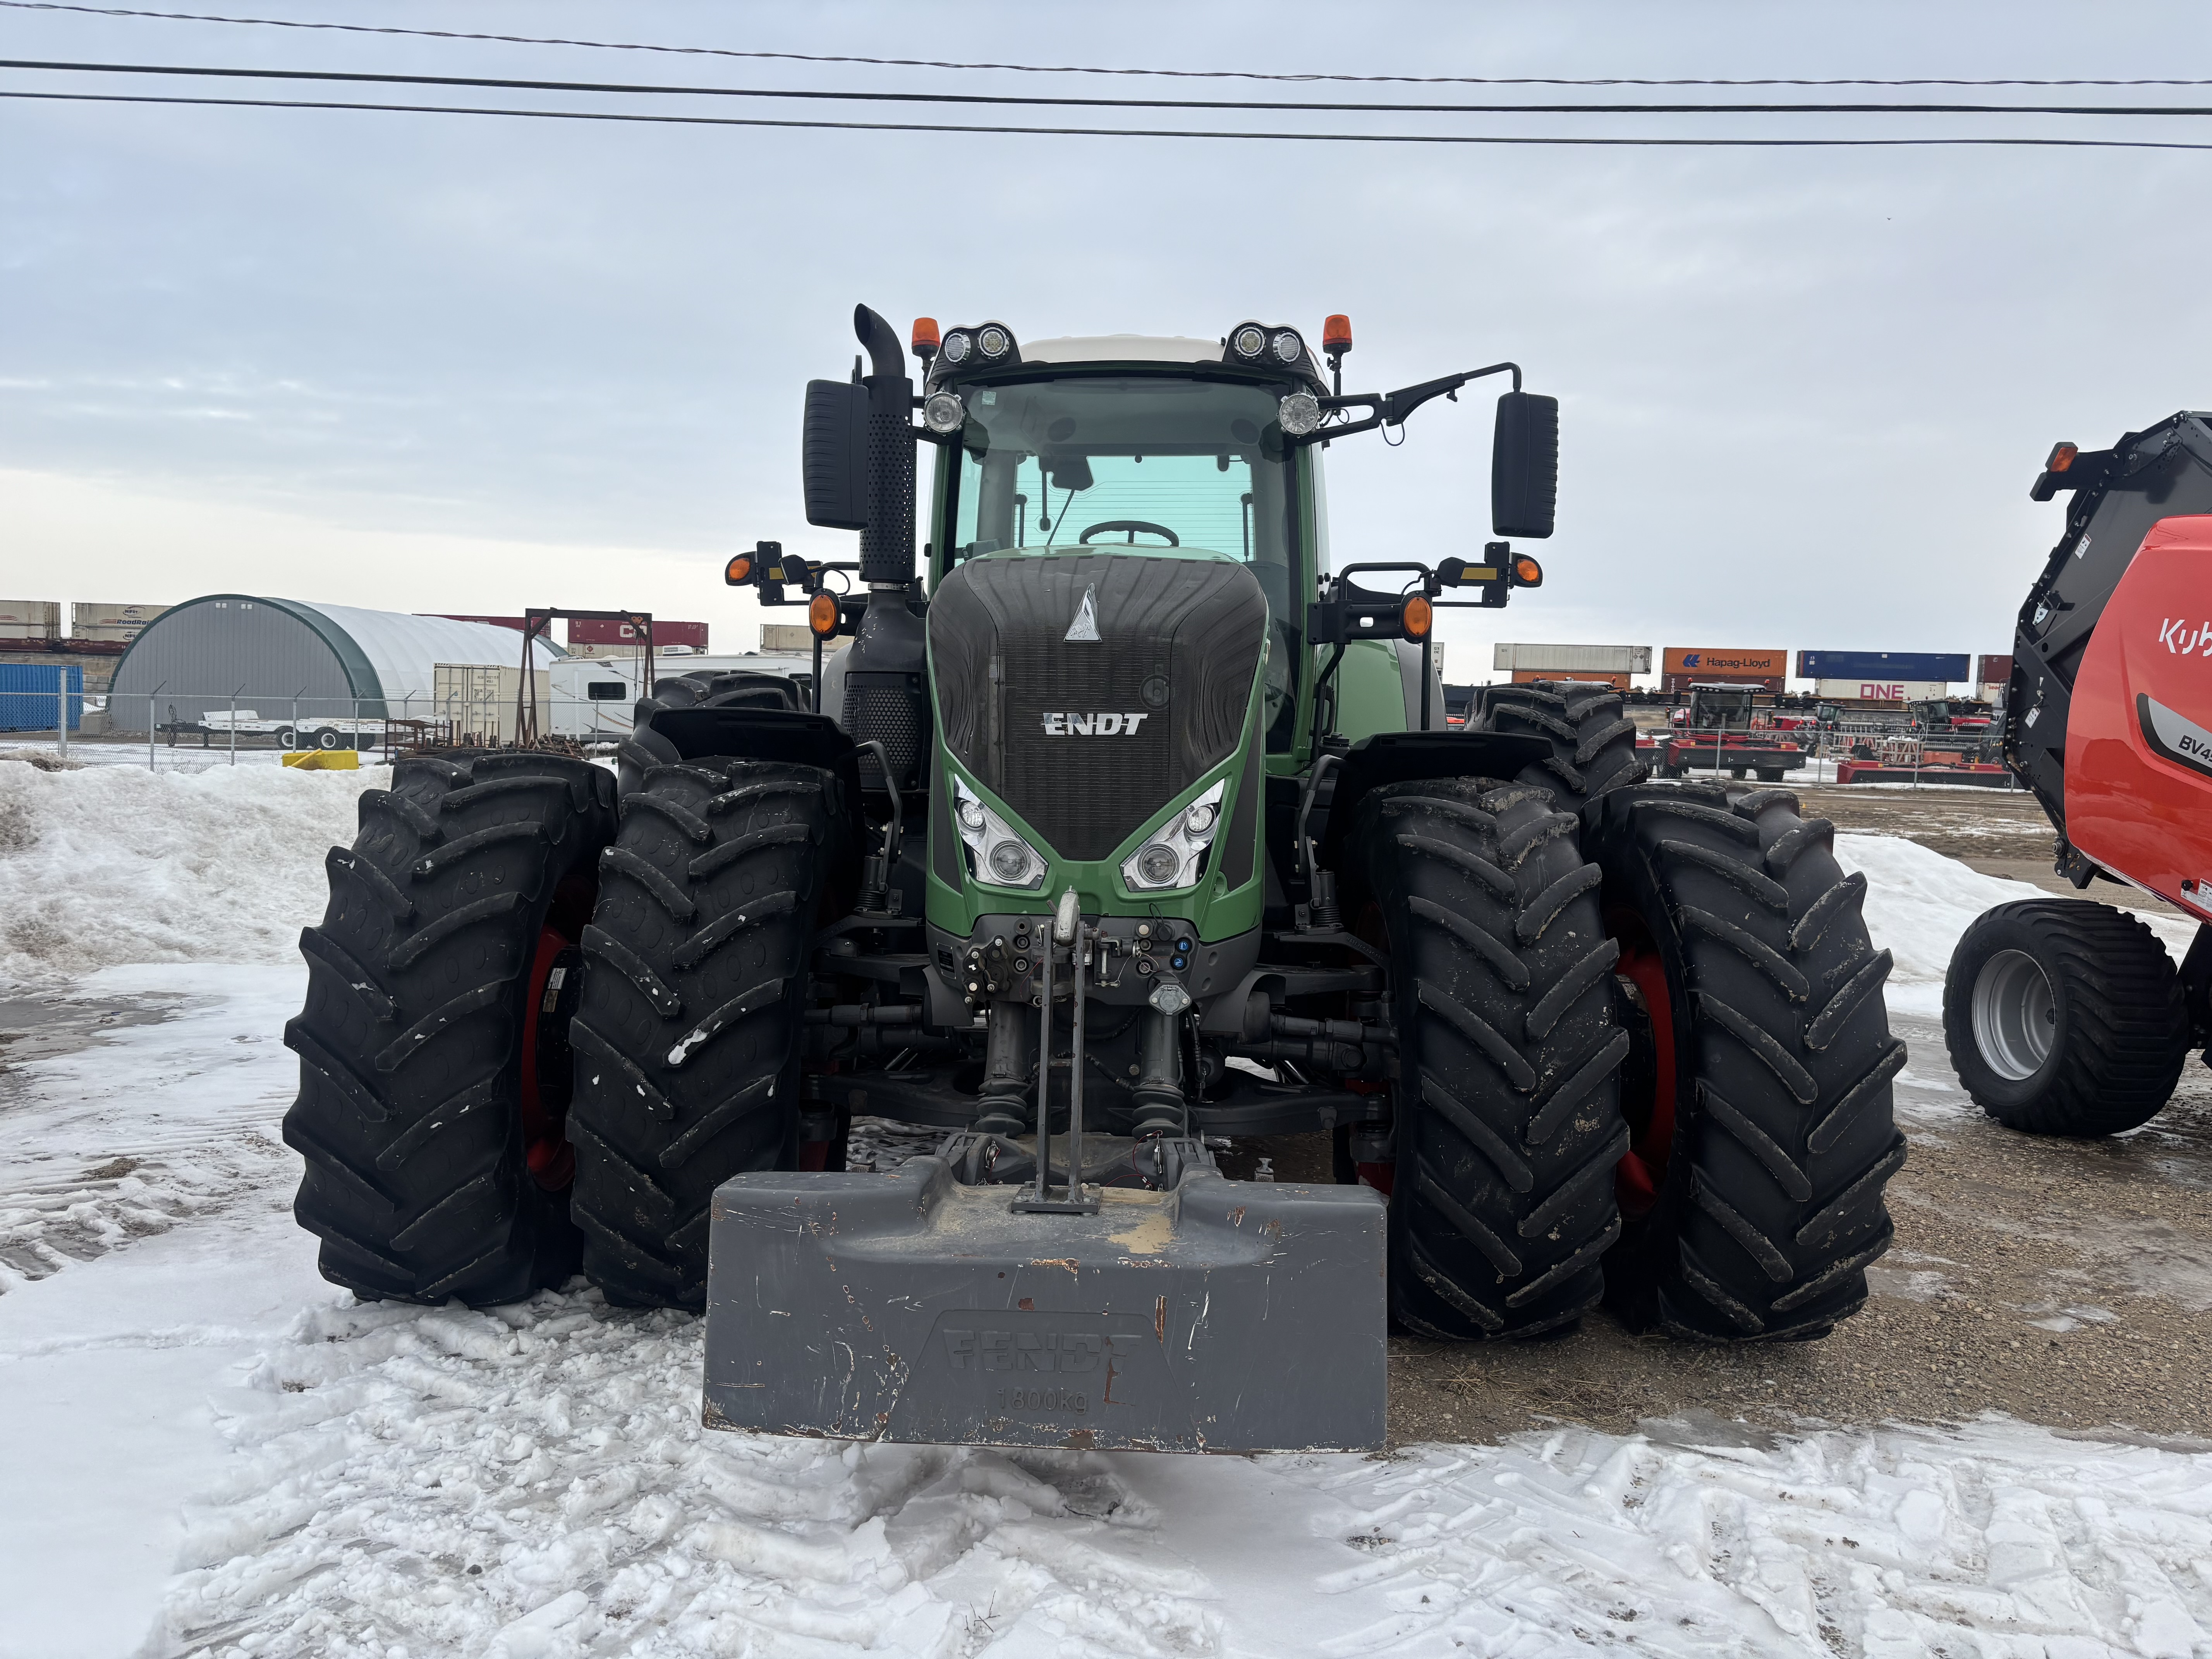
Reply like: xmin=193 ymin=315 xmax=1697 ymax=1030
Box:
xmin=928 ymin=550 xmax=1267 ymax=863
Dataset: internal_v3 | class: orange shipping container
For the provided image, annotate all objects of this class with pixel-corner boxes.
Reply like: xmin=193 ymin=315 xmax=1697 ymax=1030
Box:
xmin=1660 ymin=647 xmax=1789 ymax=680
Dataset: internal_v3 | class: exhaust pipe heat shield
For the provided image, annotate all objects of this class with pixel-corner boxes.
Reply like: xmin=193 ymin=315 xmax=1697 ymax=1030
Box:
xmin=702 ymin=1157 xmax=1386 ymax=1453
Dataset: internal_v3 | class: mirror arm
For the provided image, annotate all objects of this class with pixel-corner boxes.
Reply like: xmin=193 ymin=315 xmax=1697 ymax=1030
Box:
xmin=1308 ymin=361 xmax=1522 ymax=446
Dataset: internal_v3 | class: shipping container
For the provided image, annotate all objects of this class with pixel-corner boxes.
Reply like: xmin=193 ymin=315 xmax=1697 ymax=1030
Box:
xmin=1509 ymin=669 xmax=1632 ymax=690
xmin=1975 ymin=653 xmax=2014 ymax=685
xmin=431 ymin=664 xmax=551 ymax=745
xmin=0 ymin=662 xmax=82 ymax=730
xmin=1662 ymin=673 xmax=1784 ymax=695
xmin=1491 ymin=642 xmax=1652 ymax=675
xmin=1796 ymin=650 xmax=1968 ymax=683
xmin=1812 ymin=678 xmax=1951 ymax=704
xmin=1660 ymin=647 xmax=1788 ymax=681
xmin=761 ymin=623 xmax=853 ymax=655
xmin=544 ymin=654 xmax=811 ymax=737
xmin=567 ymin=617 xmax=709 ymax=651
xmin=0 ymin=601 xmax=60 ymax=642
xmin=69 ymin=600 xmax=170 ymax=644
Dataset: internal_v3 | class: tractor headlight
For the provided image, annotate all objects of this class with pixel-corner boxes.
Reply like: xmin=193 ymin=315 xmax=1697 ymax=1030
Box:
xmin=1278 ymin=392 xmax=1321 ymax=436
xmin=953 ymin=777 xmax=1046 ymax=891
xmin=1272 ymin=328 xmax=1304 ymax=364
xmin=941 ymin=330 xmax=972 ymax=365
xmin=1231 ymin=323 xmax=1267 ymax=359
xmin=1135 ymin=843 xmax=1183 ymax=886
xmin=1121 ymin=779 xmax=1228 ymax=892
xmin=977 ymin=324 xmax=1012 ymax=359
xmin=923 ymin=390 xmax=966 ymax=434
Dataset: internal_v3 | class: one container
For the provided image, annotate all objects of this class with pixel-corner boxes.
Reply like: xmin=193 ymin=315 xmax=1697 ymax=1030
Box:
xmin=1491 ymin=642 xmax=1652 ymax=675
xmin=0 ymin=601 xmax=60 ymax=643
xmin=0 ymin=662 xmax=83 ymax=730
xmin=69 ymin=601 xmax=171 ymax=644
xmin=1660 ymin=647 xmax=1788 ymax=683
xmin=431 ymin=663 xmax=550 ymax=745
xmin=1795 ymin=650 xmax=1968 ymax=684
xmin=761 ymin=623 xmax=852 ymax=655
xmin=567 ymin=618 xmax=709 ymax=652
xmin=1812 ymin=678 xmax=1951 ymax=705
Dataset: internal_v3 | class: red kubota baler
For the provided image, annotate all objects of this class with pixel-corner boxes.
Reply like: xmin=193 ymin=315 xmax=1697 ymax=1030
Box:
xmin=1944 ymin=416 xmax=2212 ymax=1132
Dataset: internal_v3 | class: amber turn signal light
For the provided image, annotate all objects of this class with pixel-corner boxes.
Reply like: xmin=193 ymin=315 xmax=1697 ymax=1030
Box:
xmin=2046 ymin=441 xmax=2078 ymax=473
xmin=725 ymin=554 xmax=752 ymax=586
xmin=808 ymin=591 xmax=840 ymax=637
xmin=1401 ymin=594 xmax=1433 ymax=639
xmin=1513 ymin=556 xmax=1544 ymax=588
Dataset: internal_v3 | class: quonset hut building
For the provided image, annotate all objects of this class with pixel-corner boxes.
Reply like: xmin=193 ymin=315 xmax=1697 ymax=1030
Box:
xmin=107 ymin=596 xmax=563 ymax=733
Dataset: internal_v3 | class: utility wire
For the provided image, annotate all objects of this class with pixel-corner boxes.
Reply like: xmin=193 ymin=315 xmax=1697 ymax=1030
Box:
xmin=10 ymin=57 xmax=2212 ymax=117
xmin=0 ymin=0 xmax=2205 ymax=91
xmin=13 ymin=88 xmax=2212 ymax=149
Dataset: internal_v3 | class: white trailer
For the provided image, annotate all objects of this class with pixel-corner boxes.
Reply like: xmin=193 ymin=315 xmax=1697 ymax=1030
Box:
xmin=1491 ymin=642 xmax=1652 ymax=675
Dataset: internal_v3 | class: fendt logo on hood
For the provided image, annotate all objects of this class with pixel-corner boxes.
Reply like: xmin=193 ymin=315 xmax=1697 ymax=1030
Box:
xmin=2160 ymin=618 xmax=2212 ymax=656
xmin=1041 ymin=713 xmax=1150 ymax=735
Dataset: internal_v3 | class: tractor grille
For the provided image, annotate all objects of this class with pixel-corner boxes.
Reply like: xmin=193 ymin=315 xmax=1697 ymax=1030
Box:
xmin=929 ymin=554 xmax=1267 ymax=861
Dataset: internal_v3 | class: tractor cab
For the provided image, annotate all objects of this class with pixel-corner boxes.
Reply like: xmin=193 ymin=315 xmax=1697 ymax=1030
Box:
xmin=1681 ymin=682 xmax=1761 ymax=729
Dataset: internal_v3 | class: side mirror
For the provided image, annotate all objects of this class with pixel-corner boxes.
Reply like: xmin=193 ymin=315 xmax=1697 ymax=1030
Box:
xmin=802 ymin=380 xmax=869 ymax=530
xmin=1491 ymin=391 xmax=1558 ymax=539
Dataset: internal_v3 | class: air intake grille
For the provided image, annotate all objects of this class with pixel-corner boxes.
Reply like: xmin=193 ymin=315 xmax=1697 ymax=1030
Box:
xmin=929 ymin=555 xmax=1267 ymax=861
xmin=845 ymin=673 xmax=927 ymax=790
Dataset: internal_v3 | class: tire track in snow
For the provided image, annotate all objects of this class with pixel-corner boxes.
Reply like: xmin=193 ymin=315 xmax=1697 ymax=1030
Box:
xmin=1270 ymin=1423 xmax=2212 ymax=1657
xmin=155 ymin=1291 xmax=1223 ymax=1657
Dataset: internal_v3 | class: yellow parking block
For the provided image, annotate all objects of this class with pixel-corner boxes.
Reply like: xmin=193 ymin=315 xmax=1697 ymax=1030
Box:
xmin=282 ymin=750 xmax=360 ymax=770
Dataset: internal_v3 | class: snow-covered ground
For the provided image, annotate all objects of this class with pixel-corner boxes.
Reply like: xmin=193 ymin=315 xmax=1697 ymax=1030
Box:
xmin=6 ymin=756 xmax=2212 ymax=1658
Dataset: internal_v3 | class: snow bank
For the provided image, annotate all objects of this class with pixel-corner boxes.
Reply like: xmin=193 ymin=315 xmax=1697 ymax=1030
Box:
xmin=0 ymin=757 xmax=379 ymax=986
xmin=1838 ymin=833 xmax=2198 ymax=1020
xmin=1836 ymin=834 xmax=2047 ymax=1020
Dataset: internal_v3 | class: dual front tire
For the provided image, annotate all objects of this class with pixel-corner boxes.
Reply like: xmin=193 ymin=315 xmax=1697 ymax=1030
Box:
xmin=1358 ymin=762 xmax=1906 ymax=1343
xmin=285 ymin=704 xmax=847 ymax=1310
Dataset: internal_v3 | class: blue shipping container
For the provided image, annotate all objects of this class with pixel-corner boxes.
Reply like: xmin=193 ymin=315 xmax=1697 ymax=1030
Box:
xmin=1794 ymin=650 xmax=1969 ymax=683
xmin=0 ymin=663 xmax=84 ymax=731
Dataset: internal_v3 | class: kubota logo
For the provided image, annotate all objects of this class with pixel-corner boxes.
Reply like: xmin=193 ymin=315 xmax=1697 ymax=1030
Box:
xmin=2160 ymin=618 xmax=2212 ymax=656
xmin=1042 ymin=713 xmax=1150 ymax=735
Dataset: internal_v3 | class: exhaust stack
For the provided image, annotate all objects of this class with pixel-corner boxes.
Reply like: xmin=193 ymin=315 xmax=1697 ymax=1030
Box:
xmin=854 ymin=304 xmax=917 ymax=587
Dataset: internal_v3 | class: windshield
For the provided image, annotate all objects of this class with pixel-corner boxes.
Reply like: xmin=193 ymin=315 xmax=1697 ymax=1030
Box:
xmin=938 ymin=373 xmax=1305 ymax=748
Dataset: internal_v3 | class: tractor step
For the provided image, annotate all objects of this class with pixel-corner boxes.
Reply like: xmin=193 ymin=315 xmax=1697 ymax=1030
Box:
xmin=701 ymin=1150 xmax=1387 ymax=1453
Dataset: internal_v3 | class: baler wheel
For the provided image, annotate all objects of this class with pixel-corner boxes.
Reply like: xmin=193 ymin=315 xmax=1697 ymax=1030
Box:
xmin=281 ymin=753 xmax=615 ymax=1305
xmin=1354 ymin=777 xmax=1629 ymax=1339
xmin=1474 ymin=679 xmax=1649 ymax=814
xmin=1943 ymin=900 xmax=2190 ymax=1135
xmin=567 ymin=758 xmax=852 ymax=1309
xmin=1589 ymin=781 xmax=1904 ymax=1341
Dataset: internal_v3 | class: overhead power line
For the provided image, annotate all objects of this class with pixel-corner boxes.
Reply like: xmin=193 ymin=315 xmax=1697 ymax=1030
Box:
xmin=13 ymin=88 xmax=2212 ymax=150
xmin=10 ymin=57 xmax=2212 ymax=118
xmin=0 ymin=0 xmax=2205 ymax=91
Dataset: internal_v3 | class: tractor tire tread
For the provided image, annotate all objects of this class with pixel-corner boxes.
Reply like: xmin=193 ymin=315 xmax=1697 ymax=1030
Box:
xmin=1355 ymin=776 xmax=1626 ymax=1340
xmin=282 ymin=752 xmax=615 ymax=1307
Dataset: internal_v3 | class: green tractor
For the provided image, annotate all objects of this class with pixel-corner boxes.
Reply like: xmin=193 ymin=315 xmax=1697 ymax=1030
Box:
xmin=283 ymin=307 xmax=1905 ymax=1453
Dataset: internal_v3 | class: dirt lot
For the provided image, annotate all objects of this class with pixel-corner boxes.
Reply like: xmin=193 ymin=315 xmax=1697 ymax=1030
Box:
xmin=1311 ymin=781 xmax=2212 ymax=1449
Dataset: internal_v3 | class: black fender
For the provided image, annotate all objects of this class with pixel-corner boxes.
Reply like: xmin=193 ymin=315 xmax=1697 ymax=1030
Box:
xmin=1318 ymin=731 xmax=1554 ymax=887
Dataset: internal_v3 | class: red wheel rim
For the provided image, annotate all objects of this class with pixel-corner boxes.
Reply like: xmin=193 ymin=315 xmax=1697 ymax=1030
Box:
xmin=1608 ymin=907 xmax=1677 ymax=1217
xmin=519 ymin=919 xmax=577 ymax=1191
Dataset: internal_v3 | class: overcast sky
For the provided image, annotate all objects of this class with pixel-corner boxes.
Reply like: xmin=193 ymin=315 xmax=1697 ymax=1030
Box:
xmin=8 ymin=0 xmax=2212 ymax=680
